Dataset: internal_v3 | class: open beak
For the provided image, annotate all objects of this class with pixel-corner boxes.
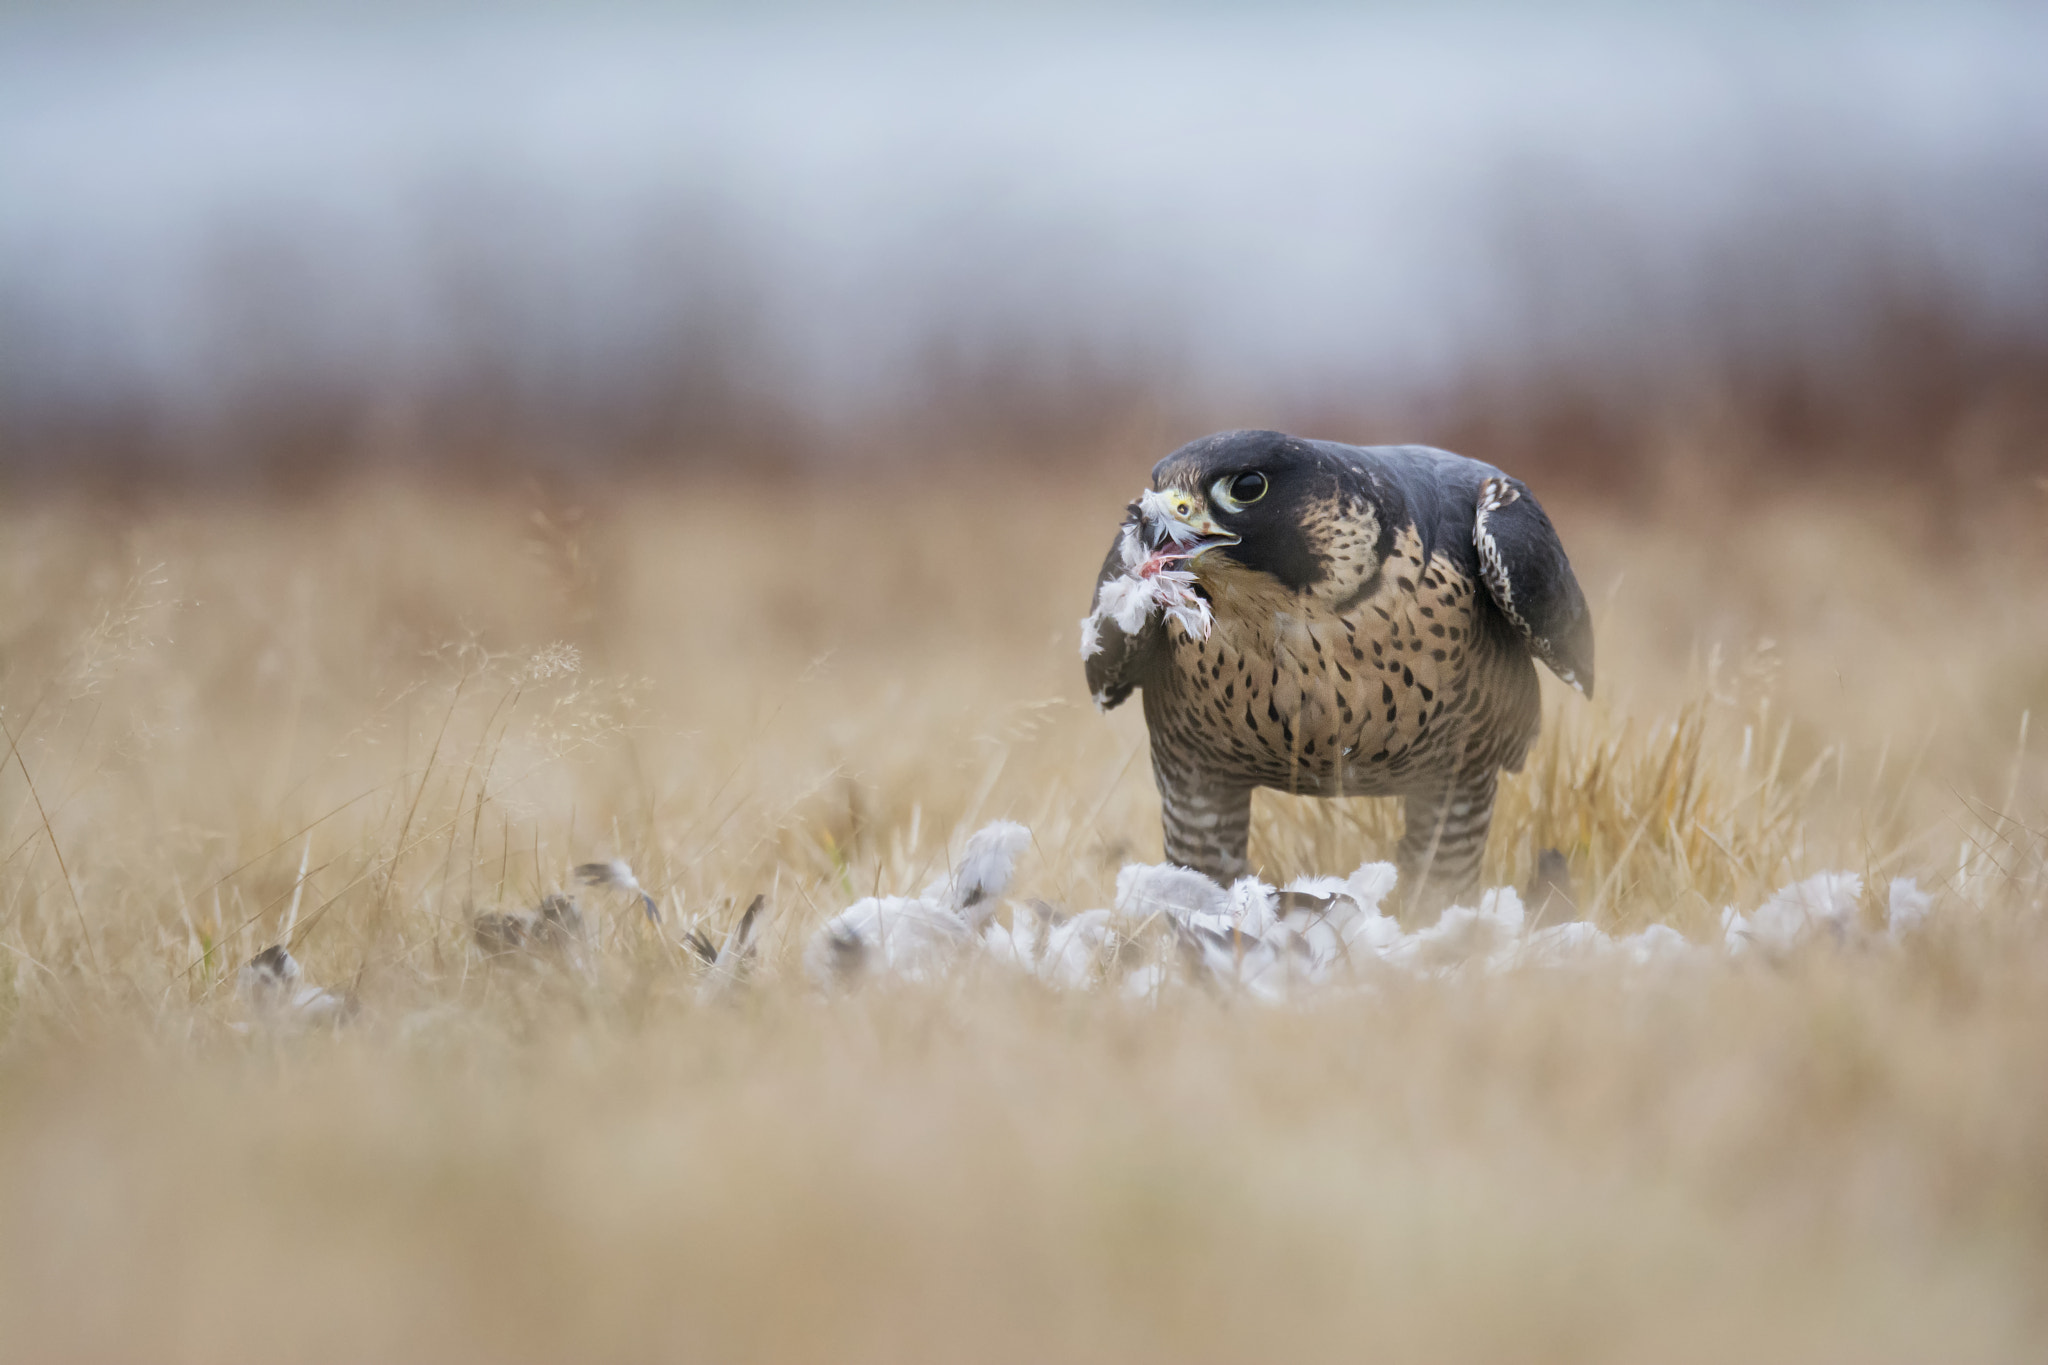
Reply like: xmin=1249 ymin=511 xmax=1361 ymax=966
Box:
xmin=1129 ymin=488 xmax=1238 ymax=578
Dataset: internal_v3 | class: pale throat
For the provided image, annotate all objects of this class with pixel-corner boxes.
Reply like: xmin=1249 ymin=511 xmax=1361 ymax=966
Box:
xmin=1193 ymin=496 xmax=1389 ymax=623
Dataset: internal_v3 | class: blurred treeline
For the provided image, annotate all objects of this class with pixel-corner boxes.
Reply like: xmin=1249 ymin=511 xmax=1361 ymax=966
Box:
xmin=9 ymin=240 xmax=2040 ymax=502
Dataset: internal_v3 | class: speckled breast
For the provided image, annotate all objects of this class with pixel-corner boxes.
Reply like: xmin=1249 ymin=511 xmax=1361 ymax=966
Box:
xmin=1143 ymin=526 xmax=1540 ymax=798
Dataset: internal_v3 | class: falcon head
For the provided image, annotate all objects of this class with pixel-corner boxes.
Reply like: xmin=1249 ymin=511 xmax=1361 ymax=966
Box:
xmin=1141 ymin=430 xmax=1364 ymax=593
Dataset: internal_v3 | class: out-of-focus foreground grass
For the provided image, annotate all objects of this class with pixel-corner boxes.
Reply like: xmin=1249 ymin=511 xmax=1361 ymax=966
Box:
xmin=0 ymin=466 xmax=2043 ymax=1363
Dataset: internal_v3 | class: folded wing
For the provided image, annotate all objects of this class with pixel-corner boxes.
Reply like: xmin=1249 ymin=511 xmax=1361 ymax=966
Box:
xmin=1472 ymin=477 xmax=1595 ymax=696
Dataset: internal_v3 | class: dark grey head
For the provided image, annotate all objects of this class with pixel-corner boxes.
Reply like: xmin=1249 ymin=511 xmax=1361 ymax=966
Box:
xmin=1143 ymin=429 xmax=1388 ymax=594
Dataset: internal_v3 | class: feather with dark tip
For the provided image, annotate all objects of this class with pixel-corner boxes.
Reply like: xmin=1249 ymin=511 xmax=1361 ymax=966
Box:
xmin=575 ymin=859 xmax=663 ymax=923
xmin=472 ymin=911 xmax=533 ymax=956
xmin=1274 ymin=890 xmax=1341 ymax=918
xmin=244 ymin=944 xmax=295 ymax=981
xmin=1525 ymin=848 xmax=1577 ymax=928
xmin=700 ymin=893 xmax=766 ymax=1000
xmin=825 ymin=926 xmax=867 ymax=981
xmin=473 ymin=892 xmax=584 ymax=957
xmin=237 ymin=944 xmax=351 ymax=1024
xmin=724 ymin=894 xmax=764 ymax=963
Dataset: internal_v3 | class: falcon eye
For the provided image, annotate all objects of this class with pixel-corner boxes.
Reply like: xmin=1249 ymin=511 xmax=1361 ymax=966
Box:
xmin=1210 ymin=470 xmax=1269 ymax=513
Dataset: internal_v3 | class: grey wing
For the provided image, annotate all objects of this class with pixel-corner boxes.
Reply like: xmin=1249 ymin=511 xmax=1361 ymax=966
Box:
xmin=1081 ymin=523 xmax=1164 ymax=711
xmin=1472 ymin=477 xmax=1595 ymax=696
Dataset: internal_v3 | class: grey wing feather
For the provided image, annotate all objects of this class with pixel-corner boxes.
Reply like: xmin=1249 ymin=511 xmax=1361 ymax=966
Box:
xmin=1081 ymin=521 xmax=1164 ymax=710
xmin=1472 ymin=477 xmax=1595 ymax=696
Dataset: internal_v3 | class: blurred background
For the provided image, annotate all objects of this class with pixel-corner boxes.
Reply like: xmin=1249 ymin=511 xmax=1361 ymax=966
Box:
xmin=3 ymin=0 xmax=2045 ymax=493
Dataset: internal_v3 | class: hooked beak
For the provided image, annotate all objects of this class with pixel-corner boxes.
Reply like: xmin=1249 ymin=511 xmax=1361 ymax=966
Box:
xmin=1130 ymin=488 xmax=1239 ymax=577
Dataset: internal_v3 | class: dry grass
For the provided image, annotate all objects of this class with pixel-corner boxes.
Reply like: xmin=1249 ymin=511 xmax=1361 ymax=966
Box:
xmin=0 ymin=468 xmax=2044 ymax=1363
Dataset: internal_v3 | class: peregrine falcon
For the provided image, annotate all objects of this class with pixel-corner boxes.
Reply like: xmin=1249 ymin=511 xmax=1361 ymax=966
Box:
xmin=1082 ymin=430 xmax=1593 ymax=914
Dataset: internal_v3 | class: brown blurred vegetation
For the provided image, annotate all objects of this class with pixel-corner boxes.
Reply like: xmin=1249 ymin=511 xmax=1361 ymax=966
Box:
xmin=6 ymin=255 xmax=2045 ymax=507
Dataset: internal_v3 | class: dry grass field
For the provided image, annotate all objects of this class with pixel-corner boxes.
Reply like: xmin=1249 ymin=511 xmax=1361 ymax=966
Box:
xmin=0 ymin=463 xmax=2044 ymax=1362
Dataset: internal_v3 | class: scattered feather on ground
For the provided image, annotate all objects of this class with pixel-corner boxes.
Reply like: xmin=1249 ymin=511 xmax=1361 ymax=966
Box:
xmin=804 ymin=821 xmax=1941 ymax=1001
xmin=236 ymin=945 xmax=351 ymax=1027
xmin=698 ymin=893 xmax=765 ymax=1001
xmin=474 ymin=893 xmax=586 ymax=959
xmin=804 ymin=822 xmax=1032 ymax=987
xmin=575 ymin=858 xmax=663 ymax=922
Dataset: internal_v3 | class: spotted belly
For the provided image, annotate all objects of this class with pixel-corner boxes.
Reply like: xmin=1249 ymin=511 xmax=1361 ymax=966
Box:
xmin=1145 ymin=550 xmax=1538 ymax=797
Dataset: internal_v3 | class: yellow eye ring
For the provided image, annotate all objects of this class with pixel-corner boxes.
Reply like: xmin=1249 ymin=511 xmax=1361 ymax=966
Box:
xmin=1209 ymin=470 xmax=1268 ymax=513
